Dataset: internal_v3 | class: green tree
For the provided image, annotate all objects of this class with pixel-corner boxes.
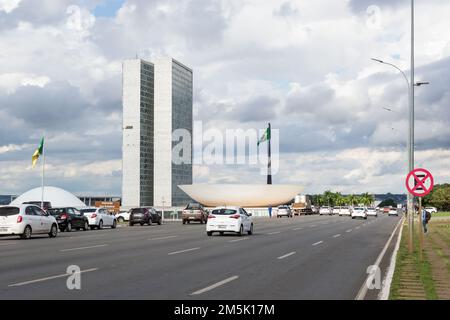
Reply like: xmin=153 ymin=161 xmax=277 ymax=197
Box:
xmin=378 ymin=198 xmax=397 ymax=208
xmin=423 ymin=184 xmax=450 ymax=211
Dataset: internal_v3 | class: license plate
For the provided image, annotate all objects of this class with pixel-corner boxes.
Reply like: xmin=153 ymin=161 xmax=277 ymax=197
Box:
xmin=218 ymin=225 xmax=226 ymax=229
xmin=0 ymin=227 xmax=8 ymax=232
xmin=189 ymin=217 xmax=195 ymax=220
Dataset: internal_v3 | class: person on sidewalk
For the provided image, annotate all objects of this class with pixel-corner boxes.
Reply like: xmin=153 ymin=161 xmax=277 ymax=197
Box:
xmin=422 ymin=208 xmax=431 ymax=234
xmin=268 ymin=206 xmax=272 ymax=218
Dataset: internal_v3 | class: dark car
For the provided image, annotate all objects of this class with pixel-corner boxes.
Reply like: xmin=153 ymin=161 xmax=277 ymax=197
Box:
xmin=47 ymin=207 xmax=89 ymax=232
xmin=182 ymin=202 xmax=208 ymax=224
xmin=129 ymin=207 xmax=161 ymax=226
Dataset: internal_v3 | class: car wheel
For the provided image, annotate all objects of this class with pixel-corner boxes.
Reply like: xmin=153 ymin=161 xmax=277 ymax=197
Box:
xmin=207 ymin=231 xmax=213 ymax=236
xmin=83 ymin=222 xmax=89 ymax=231
xmin=98 ymin=220 xmax=103 ymax=230
xmin=66 ymin=222 xmax=72 ymax=232
xmin=182 ymin=220 xmax=186 ymax=225
xmin=140 ymin=222 xmax=144 ymax=226
xmin=111 ymin=220 xmax=117 ymax=229
xmin=248 ymin=224 xmax=253 ymax=235
xmin=90 ymin=226 xmax=96 ymax=230
xmin=129 ymin=222 xmax=134 ymax=227
xmin=148 ymin=219 xmax=152 ymax=226
xmin=117 ymin=217 xmax=124 ymax=223
xmin=48 ymin=224 xmax=58 ymax=238
xmin=238 ymin=225 xmax=244 ymax=236
xmin=157 ymin=219 xmax=161 ymax=225
xmin=21 ymin=225 xmax=32 ymax=239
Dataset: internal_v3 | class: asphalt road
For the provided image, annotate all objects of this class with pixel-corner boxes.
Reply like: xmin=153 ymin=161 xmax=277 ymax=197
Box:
xmin=0 ymin=213 xmax=402 ymax=300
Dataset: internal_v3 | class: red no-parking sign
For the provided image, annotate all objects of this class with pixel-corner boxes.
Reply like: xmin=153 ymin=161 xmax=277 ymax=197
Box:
xmin=405 ymin=168 xmax=434 ymax=197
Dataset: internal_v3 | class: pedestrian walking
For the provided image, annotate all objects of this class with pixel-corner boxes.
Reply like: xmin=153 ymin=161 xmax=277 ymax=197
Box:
xmin=268 ymin=206 xmax=272 ymax=218
xmin=422 ymin=208 xmax=431 ymax=234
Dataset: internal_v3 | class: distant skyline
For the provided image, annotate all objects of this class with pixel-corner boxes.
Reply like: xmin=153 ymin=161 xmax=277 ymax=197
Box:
xmin=0 ymin=0 xmax=449 ymax=195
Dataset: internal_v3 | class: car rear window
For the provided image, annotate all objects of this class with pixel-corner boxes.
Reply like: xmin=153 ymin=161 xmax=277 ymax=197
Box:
xmin=212 ymin=209 xmax=237 ymax=215
xmin=48 ymin=208 xmax=65 ymax=216
xmin=186 ymin=203 xmax=202 ymax=210
xmin=354 ymin=207 xmax=364 ymax=210
xmin=0 ymin=207 xmax=20 ymax=216
xmin=342 ymin=207 xmax=349 ymax=209
xmin=80 ymin=209 xmax=96 ymax=213
xmin=131 ymin=208 xmax=146 ymax=214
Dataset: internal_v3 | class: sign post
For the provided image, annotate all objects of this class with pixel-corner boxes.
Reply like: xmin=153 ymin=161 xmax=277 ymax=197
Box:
xmin=405 ymin=168 xmax=434 ymax=255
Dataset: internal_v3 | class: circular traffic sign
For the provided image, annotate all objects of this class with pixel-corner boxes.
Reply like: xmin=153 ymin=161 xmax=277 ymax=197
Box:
xmin=405 ymin=168 xmax=434 ymax=197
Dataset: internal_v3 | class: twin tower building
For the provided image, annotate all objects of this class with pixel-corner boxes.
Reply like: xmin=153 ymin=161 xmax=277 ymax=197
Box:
xmin=122 ymin=57 xmax=193 ymax=208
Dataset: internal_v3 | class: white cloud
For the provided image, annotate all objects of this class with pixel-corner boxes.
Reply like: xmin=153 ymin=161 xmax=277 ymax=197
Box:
xmin=0 ymin=0 xmax=21 ymax=13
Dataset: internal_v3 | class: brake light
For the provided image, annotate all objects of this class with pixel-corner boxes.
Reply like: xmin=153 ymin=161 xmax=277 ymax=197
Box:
xmin=208 ymin=215 xmax=216 ymax=219
xmin=229 ymin=214 xmax=240 ymax=219
xmin=61 ymin=214 xmax=68 ymax=220
xmin=91 ymin=214 xmax=97 ymax=218
xmin=17 ymin=215 xmax=23 ymax=223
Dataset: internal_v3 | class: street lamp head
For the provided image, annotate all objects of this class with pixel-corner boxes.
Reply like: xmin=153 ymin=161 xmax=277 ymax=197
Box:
xmin=415 ymin=81 xmax=430 ymax=86
xmin=371 ymin=58 xmax=384 ymax=63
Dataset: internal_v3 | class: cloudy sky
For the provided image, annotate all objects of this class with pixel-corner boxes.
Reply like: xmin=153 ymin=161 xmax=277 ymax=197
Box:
xmin=0 ymin=0 xmax=449 ymax=196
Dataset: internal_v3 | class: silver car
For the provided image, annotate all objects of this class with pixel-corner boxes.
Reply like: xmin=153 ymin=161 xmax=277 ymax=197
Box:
xmin=277 ymin=206 xmax=292 ymax=218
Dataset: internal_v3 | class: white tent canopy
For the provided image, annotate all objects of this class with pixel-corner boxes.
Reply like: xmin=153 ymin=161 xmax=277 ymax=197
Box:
xmin=10 ymin=186 xmax=86 ymax=208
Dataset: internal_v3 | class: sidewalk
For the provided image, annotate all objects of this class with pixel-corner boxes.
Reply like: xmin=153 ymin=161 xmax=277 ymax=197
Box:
xmin=389 ymin=219 xmax=450 ymax=300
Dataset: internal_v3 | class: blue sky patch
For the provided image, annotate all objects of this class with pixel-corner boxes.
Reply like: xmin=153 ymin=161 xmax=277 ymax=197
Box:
xmin=93 ymin=0 xmax=125 ymax=18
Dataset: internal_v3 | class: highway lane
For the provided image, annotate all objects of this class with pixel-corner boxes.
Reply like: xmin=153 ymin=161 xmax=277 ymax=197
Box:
xmin=0 ymin=214 xmax=401 ymax=299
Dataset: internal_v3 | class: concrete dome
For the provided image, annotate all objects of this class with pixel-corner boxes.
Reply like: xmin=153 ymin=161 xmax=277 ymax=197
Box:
xmin=10 ymin=186 xmax=86 ymax=208
xmin=179 ymin=184 xmax=303 ymax=207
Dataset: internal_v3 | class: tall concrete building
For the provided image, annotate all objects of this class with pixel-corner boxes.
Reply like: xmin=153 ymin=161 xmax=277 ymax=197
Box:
xmin=122 ymin=57 xmax=193 ymax=208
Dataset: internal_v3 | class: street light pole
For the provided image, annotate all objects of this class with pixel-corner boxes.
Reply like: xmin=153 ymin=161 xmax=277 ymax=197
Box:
xmin=408 ymin=0 xmax=415 ymax=253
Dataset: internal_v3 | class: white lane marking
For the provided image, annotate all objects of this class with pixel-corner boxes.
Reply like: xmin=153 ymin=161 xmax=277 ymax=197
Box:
xmin=191 ymin=276 xmax=239 ymax=295
xmin=229 ymin=238 xmax=248 ymax=243
xmin=277 ymin=252 xmax=296 ymax=260
xmin=0 ymin=242 xmax=17 ymax=246
xmin=292 ymin=227 xmax=303 ymax=231
xmin=379 ymin=218 xmax=405 ymax=300
xmin=356 ymin=217 xmax=404 ymax=300
xmin=333 ymin=234 xmax=341 ymax=238
xmin=312 ymin=241 xmax=323 ymax=246
xmin=148 ymin=235 xmax=178 ymax=241
xmin=168 ymin=247 xmax=200 ymax=255
xmin=356 ymin=226 xmax=361 ymax=230
xmin=8 ymin=268 xmax=98 ymax=287
xmin=267 ymin=231 xmax=281 ymax=235
xmin=346 ymin=229 xmax=352 ymax=233
xmin=60 ymin=244 xmax=108 ymax=252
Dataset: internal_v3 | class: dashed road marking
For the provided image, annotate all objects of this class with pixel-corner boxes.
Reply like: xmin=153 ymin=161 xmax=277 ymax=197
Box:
xmin=191 ymin=276 xmax=239 ymax=295
xmin=278 ymin=252 xmax=296 ymax=260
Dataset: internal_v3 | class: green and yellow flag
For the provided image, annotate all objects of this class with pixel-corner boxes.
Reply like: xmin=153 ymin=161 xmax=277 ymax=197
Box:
xmin=32 ymin=137 xmax=44 ymax=167
xmin=257 ymin=126 xmax=271 ymax=146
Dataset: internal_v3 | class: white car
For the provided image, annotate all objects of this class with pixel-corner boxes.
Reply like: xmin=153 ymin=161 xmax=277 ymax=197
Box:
xmin=0 ymin=205 xmax=58 ymax=239
xmin=319 ymin=206 xmax=332 ymax=215
xmin=277 ymin=206 xmax=292 ymax=218
xmin=367 ymin=207 xmax=378 ymax=217
xmin=206 ymin=206 xmax=253 ymax=236
xmin=79 ymin=207 xmax=117 ymax=230
xmin=425 ymin=207 xmax=437 ymax=214
xmin=116 ymin=210 xmax=130 ymax=223
xmin=332 ymin=206 xmax=341 ymax=215
xmin=351 ymin=207 xmax=367 ymax=219
xmin=339 ymin=206 xmax=351 ymax=216
xmin=388 ymin=208 xmax=399 ymax=216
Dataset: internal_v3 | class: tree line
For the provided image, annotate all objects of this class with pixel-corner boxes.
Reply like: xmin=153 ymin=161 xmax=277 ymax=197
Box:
xmin=311 ymin=191 xmax=374 ymax=207
xmin=423 ymin=184 xmax=450 ymax=211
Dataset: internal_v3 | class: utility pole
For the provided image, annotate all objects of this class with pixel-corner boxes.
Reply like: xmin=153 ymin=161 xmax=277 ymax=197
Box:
xmin=407 ymin=0 xmax=415 ymax=253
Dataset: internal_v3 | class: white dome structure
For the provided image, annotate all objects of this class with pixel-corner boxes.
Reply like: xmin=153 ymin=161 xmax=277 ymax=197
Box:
xmin=10 ymin=186 xmax=86 ymax=208
xmin=179 ymin=184 xmax=303 ymax=207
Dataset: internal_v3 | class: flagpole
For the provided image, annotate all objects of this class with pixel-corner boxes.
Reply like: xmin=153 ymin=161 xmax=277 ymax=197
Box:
xmin=267 ymin=123 xmax=272 ymax=185
xmin=41 ymin=135 xmax=45 ymax=209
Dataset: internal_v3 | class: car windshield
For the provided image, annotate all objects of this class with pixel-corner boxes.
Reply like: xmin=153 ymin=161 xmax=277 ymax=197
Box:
xmin=368 ymin=207 xmax=375 ymax=210
xmin=186 ymin=203 xmax=202 ymax=210
xmin=354 ymin=207 xmax=364 ymax=210
xmin=321 ymin=207 xmax=329 ymax=209
xmin=212 ymin=209 xmax=237 ymax=215
xmin=278 ymin=206 xmax=288 ymax=209
xmin=80 ymin=209 xmax=96 ymax=213
xmin=342 ymin=207 xmax=349 ymax=209
xmin=0 ymin=207 xmax=19 ymax=216
xmin=334 ymin=207 xmax=340 ymax=209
